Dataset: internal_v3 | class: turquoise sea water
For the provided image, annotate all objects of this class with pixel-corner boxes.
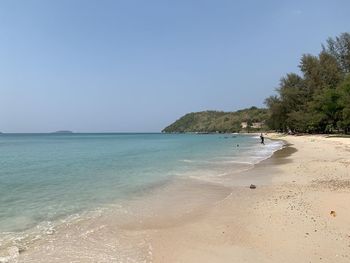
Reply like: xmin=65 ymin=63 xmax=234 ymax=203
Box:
xmin=0 ymin=133 xmax=282 ymax=240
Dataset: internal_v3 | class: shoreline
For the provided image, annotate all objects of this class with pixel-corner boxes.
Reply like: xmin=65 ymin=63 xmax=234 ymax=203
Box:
xmin=8 ymin=134 xmax=350 ymax=262
xmin=145 ymin=134 xmax=350 ymax=262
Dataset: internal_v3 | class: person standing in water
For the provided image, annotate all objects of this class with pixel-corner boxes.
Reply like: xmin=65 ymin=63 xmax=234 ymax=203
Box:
xmin=260 ymin=133 xmax=265 ymax=145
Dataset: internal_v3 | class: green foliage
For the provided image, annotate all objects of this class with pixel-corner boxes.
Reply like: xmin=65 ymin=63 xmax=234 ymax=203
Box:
xmin=264 ymin=95 xmax=286 ymax=131
xmin=162 ymin=108 xmax=268 ymax=133
xmin=323 ymin=32 xmax=350 ymax=73
xmin=337 ymin=75 xmax=350 ymax=132
xmin=265 ymin=32 xmax=350 ymax=134
xmin=163 ymin=33 xmax=350 ymax=134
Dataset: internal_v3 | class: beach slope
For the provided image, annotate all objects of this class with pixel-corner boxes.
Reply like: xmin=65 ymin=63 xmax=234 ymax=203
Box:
xmin=148 ymin=134 xmax=350 ymax=262
xmin=16 ymin=135 xmax=350 ymax=262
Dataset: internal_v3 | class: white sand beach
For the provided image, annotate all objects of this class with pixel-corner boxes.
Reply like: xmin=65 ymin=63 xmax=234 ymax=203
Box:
xmin=14 ymin=134 xmax=350 ymax=262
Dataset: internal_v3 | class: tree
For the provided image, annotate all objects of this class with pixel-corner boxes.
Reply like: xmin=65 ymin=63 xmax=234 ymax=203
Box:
xmin=318 ymin=51 xmax=343 ymax=89
xmin=323 ymin=32 xmax=350 ymax=74
xmin=311 ymin=88 xmax=342 ymax=133
xmin=265 ymin=32 xmax=349 ymax=134
xmin=299 ymin=54 xmax=322 ymax=96
xmin=337 ymin=75 xmax=350 ymax=133
xmin=264 ymin=95 xmax=286 ymax=131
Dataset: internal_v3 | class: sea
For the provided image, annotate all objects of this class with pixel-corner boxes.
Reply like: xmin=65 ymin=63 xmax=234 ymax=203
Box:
xmin=0 ymin=133 xmax=283 ymax=260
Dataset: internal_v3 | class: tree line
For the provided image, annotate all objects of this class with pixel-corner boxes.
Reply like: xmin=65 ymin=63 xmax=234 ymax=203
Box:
xmin=265 ymin=32 xmax=350 ymax=134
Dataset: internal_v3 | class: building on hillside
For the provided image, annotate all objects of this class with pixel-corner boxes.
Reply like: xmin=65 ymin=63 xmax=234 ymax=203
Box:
xmin=251 ymin=122 xmax=264 ymax=129
xmin=240 ymin=121 xmax=264 ymax=129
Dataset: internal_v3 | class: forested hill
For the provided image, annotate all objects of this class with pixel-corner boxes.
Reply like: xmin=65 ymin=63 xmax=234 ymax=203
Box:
xmin=162 ymin=107 xmax=268 ymax=133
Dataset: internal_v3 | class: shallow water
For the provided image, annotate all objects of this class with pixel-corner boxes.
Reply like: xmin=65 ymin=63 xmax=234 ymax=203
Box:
xmin=0 ymin=133 xmax=282 ymax=259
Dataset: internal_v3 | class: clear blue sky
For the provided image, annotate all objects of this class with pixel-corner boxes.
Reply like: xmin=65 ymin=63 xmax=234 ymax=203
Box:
xmin=0 ymin=0 xmax=349 ymax=132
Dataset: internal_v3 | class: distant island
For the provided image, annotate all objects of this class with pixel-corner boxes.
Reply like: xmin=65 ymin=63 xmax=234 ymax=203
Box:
xmin=53 ymin=130 xmax=73 ymax=134
xmin=162 ymin=107 xmax=267 ymax=133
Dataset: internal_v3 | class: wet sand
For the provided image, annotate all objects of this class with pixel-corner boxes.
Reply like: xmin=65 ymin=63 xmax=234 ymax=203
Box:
xmin=10 ymin=134 xmax=350 ymax=262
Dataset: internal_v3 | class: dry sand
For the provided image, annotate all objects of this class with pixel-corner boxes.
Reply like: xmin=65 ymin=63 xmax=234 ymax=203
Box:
xmin=16 ymin=134 xmax=350 ymax=262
